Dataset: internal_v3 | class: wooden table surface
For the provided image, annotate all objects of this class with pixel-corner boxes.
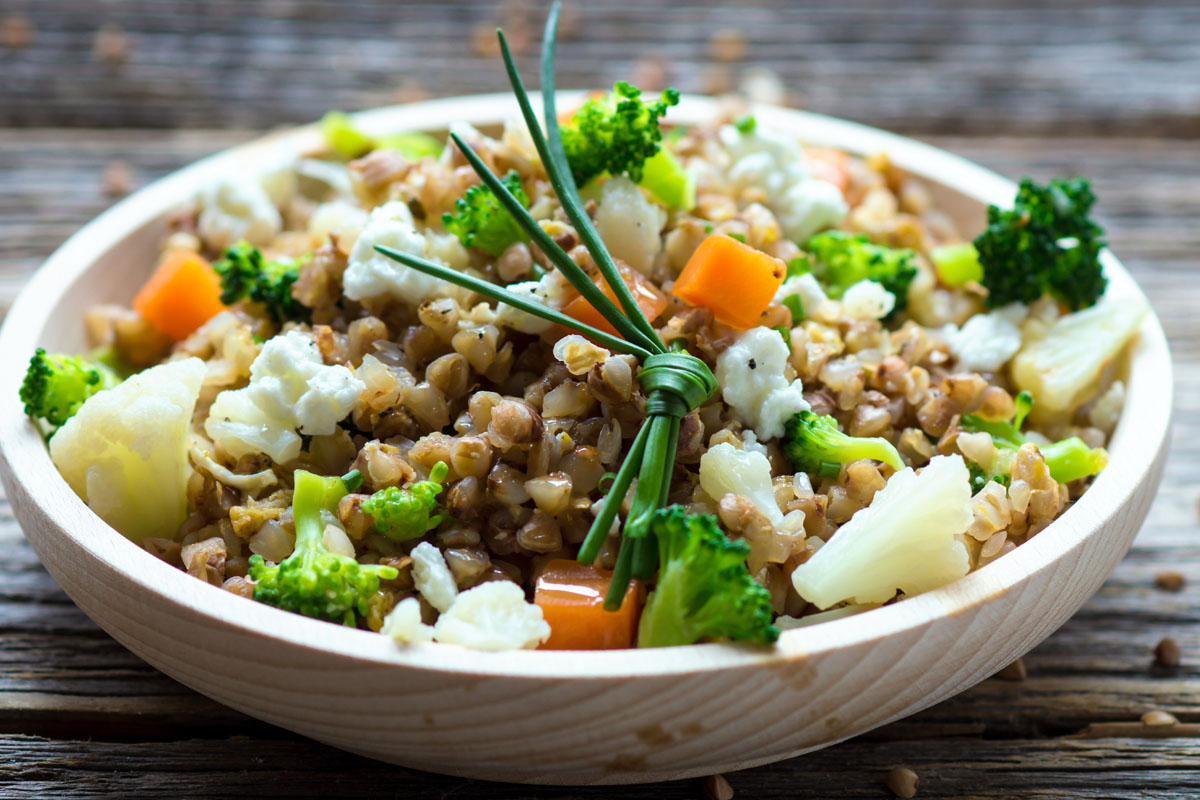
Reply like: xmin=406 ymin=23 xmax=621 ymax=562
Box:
xmin=1 ymin=2 xmax=1198 ymax=797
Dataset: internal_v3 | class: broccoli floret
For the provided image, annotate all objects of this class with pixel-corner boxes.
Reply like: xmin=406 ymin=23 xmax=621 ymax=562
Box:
xmin=20 ymin=348 xmax=119 ymax=433
xmin=637 ymin=506 xmax=779 ymax=648
xmin=804 ymin=230 xmax=917 ymax=313
xmin=782 ymin=410 xmax=904 ymax=477
xmin=960 ymin=391 xmax=1108 ymax=484
xmin=212 ymin=240 xmax=310 ymax=325
xmin=442 ymin=172 xmax=530 ymax=257
xmin=974 ymin=177 xmax=1107 ymax=310
xmin=361 ymin=462 xmax=448 ymax=541
xmin=249 ymin=469 xmax=398 ymax=626
xmin=561 ymin=81 xmax=680 ymax=187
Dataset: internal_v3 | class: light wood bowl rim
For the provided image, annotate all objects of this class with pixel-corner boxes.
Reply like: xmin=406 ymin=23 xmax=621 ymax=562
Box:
xmin=0 ymin=93 xmax=1173 ymax=680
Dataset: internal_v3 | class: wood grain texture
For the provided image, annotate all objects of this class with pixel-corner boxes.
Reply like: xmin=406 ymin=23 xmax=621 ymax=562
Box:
xmin=3 ymin=0 xmax=1200 ymax=138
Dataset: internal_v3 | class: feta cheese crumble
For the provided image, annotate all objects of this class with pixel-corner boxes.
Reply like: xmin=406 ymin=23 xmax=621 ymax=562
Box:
xmin=342 ymin=201 xmax=469 ymax=304
xmin=431 ymin=580 xmax=551 ymax=651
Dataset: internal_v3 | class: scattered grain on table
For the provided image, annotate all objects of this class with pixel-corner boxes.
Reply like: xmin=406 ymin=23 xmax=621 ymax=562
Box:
xmin=1141 ymin=710 xmax=1179 ymax=728
xmin=702 ymin=65 xmax=734 ymax=96
xmin=886 ymin=766 xmax=919 ymax=798
xmin=93 ymin=24 xmax=131 ymax=64
xmin=994 ymin=658 xmax=1027 ymax=681
xmin=708 ymin=28 xmax=747 ymax=63
xmin=471 ymin=23 xmax=501 ymax=58
xmin=0 ymin=14 xmax=33 ymax=49
xmin=102 ymin=161 xmax=135 ymax=198
xmin=702 ymin=773 xmax=734 ymax=800
xmin=1154 ymin=636 xmax=1181 ymax=668
xmin=1155 ymin=571 xmax=1185 ymax=591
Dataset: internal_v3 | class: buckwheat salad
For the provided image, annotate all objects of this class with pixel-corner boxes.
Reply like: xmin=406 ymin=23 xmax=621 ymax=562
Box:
xmin=20 ymin=19 xmax=1146 ymax=652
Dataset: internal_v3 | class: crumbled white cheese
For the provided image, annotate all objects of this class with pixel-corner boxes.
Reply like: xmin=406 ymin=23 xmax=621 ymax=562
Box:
xmin=774 ymin=273 xmax=828 ymax=317
xmin=940 ymin=302 xmax=1027 ymax=372
xmin=594 ymin=175 xmax=666 ymax=276
xmin=715 ymin=326 xmax=809 ymax=441
xmin=380 ymin=597 xmax=435 ymax=644
xmin=431 ymin=580 xmax=551 ymax=651
xmin=197 ymin=177 xmax=282 ymax=251
xmin=841 ymin=279 xmax=896 ymax=321
xmin=699 ymin=442 xmax=783 ymax=525
xmin=495 ymin=270 xmax=575 ymax=334
xmin=205 ymin=330 xmax=365 ymax=464
xmin=720 ymin=124 xmax=848 ymax=242
xmin=342 ymin=201 xmax=469 ymax=305
xmin=410 ymin=542 xmax=459 ymax=614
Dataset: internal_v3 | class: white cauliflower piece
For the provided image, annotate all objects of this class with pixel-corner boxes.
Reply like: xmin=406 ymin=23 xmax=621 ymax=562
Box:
xmin=699 ymin=442 xmax=783 ymax=525
xmin=342 ymin=201 xmax=467 ymax=304
xmin=50 ymin=358 xmax=206 ymax=544
xmin=1012 ymin=291 xmax=1147 ymax=418
xmin=940 ymin=303 xmax=1027 ymax=373
xmin=380 ymin=597 xmax=435 ymax=644
xmin=594 ymin=176 xmax=666 ymax=276
xmin=197 ymin=177 xmax=282 ymax=251
xmin=841 ymin=279 xmax=896 ymax=321
xmin=495 ymin=270 xmax=575 ymax=334
xmin=774 ymin=273 xmax=828 ymax=317
xmin=432 ymin=580 xmax=550 ymax=651
xmin=720 ymin=123 xmax=847 ymax=243
xmin=307 ymin=200 xmax=369 ymax=254
xmin=790 ymin=455 xmax=973 ymax=609
xmin=410 ymin=541 xmax=458 ymax=613
xmin=715 ymin=326 xmax=810 ymax=441
xmin=205 ymin=331 xmax=365 ymax=464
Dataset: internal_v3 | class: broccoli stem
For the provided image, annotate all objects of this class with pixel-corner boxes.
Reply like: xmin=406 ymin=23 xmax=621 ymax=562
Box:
xmin=292 ymin=470 xmax=347 ymax=556
xmin=931 ymin=242 xmax=983 ymax=287
xmin=1038 ymin=436 xmax=1109 ymax=484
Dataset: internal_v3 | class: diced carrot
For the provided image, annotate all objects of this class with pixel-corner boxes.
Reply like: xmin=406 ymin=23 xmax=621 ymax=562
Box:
xmin=534 ymin=559 xmax=643 ymax=650
xmin=671 ymin=233 xmax=786 ymax=329
xmin=805 ymin=147 xmax=850 ymax=197
xmin=132 ymin=250 xmax=227 ymax=341
xmin=563 ymin=262 xmax=670 ymax=338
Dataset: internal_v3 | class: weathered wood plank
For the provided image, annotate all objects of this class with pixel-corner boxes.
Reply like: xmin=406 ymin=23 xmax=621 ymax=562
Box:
xmin=3 ymin=1 xmax=1200 ymax=137
xmin=2 ymin=734 xmax=1200 ymax=799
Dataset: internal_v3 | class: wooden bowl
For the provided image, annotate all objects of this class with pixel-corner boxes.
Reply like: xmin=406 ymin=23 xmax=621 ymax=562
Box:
xmin=0 ymin=95 xmax=1172 ymax=785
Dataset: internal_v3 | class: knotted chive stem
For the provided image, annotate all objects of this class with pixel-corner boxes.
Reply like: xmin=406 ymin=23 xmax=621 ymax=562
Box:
xmin=374 ymin=1 xmax=719 ymax=611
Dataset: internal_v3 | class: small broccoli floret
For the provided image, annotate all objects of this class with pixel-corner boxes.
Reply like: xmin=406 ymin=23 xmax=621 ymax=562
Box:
xmin=974 ymin=177 xmax=1107 ymax=310
xmin=561 ymin=81 xmax=680 ymax=187
xmin=212 ymin=240 xmax=310 ymax=324
xmin=804 ymin=230 xmax=917 ymax=313
xmin=782 ymin=410 xmax=904 ymax=477
xmin=249 ymin=469 xmax=398 ymax=625
xmin=442 ymin=172 xmax=530 ymax=257
xmin=361 ymin=462 xmax=448 ymax=541
xmin=961 ymin=391 xmax=1108 ymax=484
xmin=637 ymin=506 xmax=779 ymax=648
xmin=20 ymin=348 xmax=119 ymax=432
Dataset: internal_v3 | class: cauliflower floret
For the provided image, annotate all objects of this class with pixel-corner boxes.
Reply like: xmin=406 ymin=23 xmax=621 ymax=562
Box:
xmin=790 ymin=454 xmax=973 ymax=609
xmin=307 ymin=200 xmax=369 ymax=255
xmin=715 ymin=326 xmax=810 ymax=441
xmin=1012 ymin=291 xmax=1147 ymax=419
xmin=380 ymin=597 xmax=435 ymax=644
xmin=719 ymin=123 xmax=848 ymax=243
xmin=594 ymin=175 xmax=667 ymax=276
xmin=940 ymin=302 xmax=1027 ymax=373
xmin=774 ymin=272 xmax=828 ymax=317
xmin=699 ymin=442 xmax=783 ymax=525
xmin=410 ymin=541 xmax=458 ymax=613
xmin=50 ymin=358 xmax=206 ymax=544
xmin=342 ymin=201 xmax=468 ymax=304
xmin=197 ymin=177 xmax=282 ymax=251
xmin=841 ymin=279 xmax=896 ymax=321
xmin=495 ymin=270 xmax=575 ymax=335
xmin=431 ymin=580 xmax=550 ymax=650
xmin=205 ymin=331 xmax=365 ymax=464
